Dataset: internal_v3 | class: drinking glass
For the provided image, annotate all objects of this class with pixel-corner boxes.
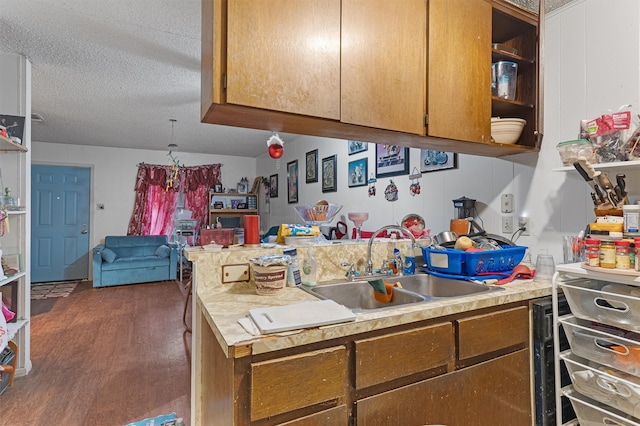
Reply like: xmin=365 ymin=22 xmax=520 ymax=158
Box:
xmin=535 ymin=253 xmax=556 ymax=282
xmin=348 ymin=212 xmax=369 ymax=241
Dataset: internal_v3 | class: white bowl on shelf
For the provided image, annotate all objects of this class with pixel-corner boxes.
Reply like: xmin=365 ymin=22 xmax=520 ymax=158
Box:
xmin=491 ymin=117 xmax=526 ymax=144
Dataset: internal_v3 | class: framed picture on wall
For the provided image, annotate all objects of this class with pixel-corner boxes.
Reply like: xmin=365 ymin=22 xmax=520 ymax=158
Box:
xmin=420 ymin=150 xmax=458 ymax=172
xmin=375 ymin=144 xmax=409 ymax=178
xmin=269 ymin=174 xmax=278 ymax=198
xmin=348 ymin=157 xmax=368 ymax=187
xmin=322 ymin=155 xmax=337 ymax=193
xmin=0 ymin=114 xmax=26 ymax=144
xmin=348 ymin=140 xmax=368 ymax=155
xmin=287 ymin=160 xmax=299 ymax=203
xmin=305 ymin=149 xmax=318 ymax=183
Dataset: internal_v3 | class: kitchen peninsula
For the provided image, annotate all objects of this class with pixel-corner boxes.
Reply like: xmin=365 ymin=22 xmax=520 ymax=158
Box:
xmin=188 ymin=242 xmax=552 ymax=425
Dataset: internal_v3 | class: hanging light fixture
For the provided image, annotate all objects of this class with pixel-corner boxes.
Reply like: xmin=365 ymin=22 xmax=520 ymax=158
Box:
xmin=168 ymin=118 xmax=178 ymax=150
xmin=166 ymin=119 xmax=180 ymax=191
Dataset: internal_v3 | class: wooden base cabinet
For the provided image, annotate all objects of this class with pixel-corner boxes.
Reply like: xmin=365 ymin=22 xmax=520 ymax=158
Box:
xmin=195 ymin=300 xmax=532 ymax=425
xmin=356 ymin=350 xmax=531 ymax=426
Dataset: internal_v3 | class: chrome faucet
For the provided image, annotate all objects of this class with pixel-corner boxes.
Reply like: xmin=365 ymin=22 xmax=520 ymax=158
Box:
xmin=365 ymin=225 xmax=416 ymax=275
xmin=340 ymin=262 xmax=356 ymax=281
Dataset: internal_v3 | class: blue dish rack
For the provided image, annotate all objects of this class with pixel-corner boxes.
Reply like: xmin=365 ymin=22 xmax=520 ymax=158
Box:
xmin=422 ymin=245 xmax=527 ymax=276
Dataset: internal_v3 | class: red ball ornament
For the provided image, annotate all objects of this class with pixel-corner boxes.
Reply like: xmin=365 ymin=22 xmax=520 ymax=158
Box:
xmin=268 ymin=143 xmax=284 ymax=159
xmin=266 ymin=132 xmax=285 ymax=159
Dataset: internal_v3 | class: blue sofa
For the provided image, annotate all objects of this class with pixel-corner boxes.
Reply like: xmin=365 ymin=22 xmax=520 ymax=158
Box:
xmin=92 ymin=235 xmax=178 ymax=288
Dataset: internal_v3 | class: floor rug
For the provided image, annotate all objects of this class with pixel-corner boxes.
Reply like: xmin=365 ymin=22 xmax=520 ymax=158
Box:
xmin=31 ymin=281 xmax=80 ymax=300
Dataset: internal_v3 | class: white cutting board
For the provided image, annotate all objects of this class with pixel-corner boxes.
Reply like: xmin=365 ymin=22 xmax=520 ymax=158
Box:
xmin=249 ymin=300 xmax=356 ymax=334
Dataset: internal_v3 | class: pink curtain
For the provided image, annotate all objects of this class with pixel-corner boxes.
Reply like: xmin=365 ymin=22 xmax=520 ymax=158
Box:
xmin=127 ymin=163 xmax=222 ymax=236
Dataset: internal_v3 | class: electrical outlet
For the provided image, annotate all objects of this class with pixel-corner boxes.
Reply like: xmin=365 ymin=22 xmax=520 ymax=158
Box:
xmin=501 ymin=194 xmax=514 ymax=213
xmin=222 ymin=263 xmax=250 ymax=283
xmin=519 ymin=216 xmax=530 ymax=236
xmin=502 ymin=216 xmax=513 ymax=234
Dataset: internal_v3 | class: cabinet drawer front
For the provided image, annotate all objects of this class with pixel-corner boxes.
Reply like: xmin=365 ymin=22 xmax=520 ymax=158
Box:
xmin=356 ymin=349 xmax=531 ymax=425
xmin=457 ymin=306 xmax=528 ymax=361
xmin=276 ymin=404 xmax=348 ymax=426
xmin=251 ymin=346 xmax=347 ymax=421
xmin=355 ymin=322 xmax=454 ymax=389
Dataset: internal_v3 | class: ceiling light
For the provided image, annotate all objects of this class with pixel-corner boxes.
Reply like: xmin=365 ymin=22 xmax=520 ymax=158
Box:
xmin=168 ymin=119 xmax=178 ymax=150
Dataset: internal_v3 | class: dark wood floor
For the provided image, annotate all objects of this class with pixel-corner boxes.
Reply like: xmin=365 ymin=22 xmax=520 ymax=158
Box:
xmin=1 ymin=279 xmax=192 ymax=426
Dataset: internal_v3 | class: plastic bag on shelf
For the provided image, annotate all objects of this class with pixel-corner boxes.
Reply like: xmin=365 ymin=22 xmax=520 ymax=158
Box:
xmin=582 ymin=105 xmax=638 ymax=163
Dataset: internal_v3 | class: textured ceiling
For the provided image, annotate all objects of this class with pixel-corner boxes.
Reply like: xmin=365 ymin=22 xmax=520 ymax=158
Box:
xmin=0 ymin=1 xmax=568 ymax=157
xmin=0 ymin=0 xmax=278 ymax=157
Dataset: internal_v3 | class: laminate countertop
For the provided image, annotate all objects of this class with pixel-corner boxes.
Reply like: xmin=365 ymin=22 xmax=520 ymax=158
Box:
xmin=186 ymin=242 xmax=553 ymax=358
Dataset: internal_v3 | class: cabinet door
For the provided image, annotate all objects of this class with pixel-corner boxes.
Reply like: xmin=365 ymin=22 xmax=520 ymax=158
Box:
xmin=427 ymin=0 xmax=491 ymax=143
xmin=276 ymin=405 xmax=348 ymax=426
xmin=226 ymin=0 xmax=341 ymax=119
xmin=341 ymin=0 xmax=426 ymax=135
xmin=356 ymin=349 xmax=531 ymax=425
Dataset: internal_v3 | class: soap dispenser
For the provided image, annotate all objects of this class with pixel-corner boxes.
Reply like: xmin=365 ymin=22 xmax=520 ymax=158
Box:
xmin=301 ymin=247 xmax=317 ymax=287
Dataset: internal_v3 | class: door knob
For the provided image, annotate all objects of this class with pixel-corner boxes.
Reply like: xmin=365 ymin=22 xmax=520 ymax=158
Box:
xmin=81 ymin=230 xmax=88 ymax=234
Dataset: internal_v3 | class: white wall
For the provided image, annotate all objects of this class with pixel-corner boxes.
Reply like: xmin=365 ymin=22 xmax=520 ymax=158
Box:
xmin=256 ymin=136 xmax=538 ymax=247
xmin=31 ymin=142 xmax=256 ymax=249
xmin=31 ymin=0 xmax=640 ymax=268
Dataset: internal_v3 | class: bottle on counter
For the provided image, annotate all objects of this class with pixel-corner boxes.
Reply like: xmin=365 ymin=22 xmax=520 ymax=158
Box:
xmin=599 ymin=240 xmax=616 ymax=269
xmin=623 ymin=204 xmax=640 ymax=233
xmin=615 ymin=240 xmax=631 ymax=269
xmin=403 ymin=246 xmax=416 ymax=275
xmin=585 ymin=238 xmax=600 ymax=267
xmin=393 ymin=248 xmax=403 ymax=276
xmin=301 ymin=247 xmax=317 ymax=287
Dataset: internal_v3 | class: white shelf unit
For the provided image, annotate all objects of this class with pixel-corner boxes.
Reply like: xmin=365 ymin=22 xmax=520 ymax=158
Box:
xmin=553 ymin=263 xmax=640 ymax=426
xmin=553 ymin=159 xmax=640 ymax=172
xmin=0 ymin=144 xmax=31 ymax=377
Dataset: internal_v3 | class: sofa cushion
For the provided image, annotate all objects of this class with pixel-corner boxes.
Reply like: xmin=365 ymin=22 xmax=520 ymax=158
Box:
xmin=101 ymin=256 xmax=170 ymax=271
xmin=101 ymin=248 xmax=117 ymax=263
xmin=155 ymin=244 xmax=171 ymax=258
xmin=104 ymin=235 xmax=169 ymax=258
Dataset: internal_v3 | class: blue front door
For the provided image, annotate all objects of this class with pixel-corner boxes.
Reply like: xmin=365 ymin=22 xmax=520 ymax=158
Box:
xmin=31 ymin=165 xmax=90 ymax=283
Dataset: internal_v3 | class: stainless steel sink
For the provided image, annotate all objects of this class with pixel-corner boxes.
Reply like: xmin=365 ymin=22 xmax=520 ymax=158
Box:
xmin=302 ymin=273 xmax=504 ymax=313
xmin=394 ymin=274 xmax=502 ymax=298
xmin=302 ymin=281 xmax=426 ymax=312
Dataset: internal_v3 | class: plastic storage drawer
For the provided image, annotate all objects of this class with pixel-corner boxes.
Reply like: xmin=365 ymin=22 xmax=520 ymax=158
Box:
xmin=560 ymin=316 xmax=640 ymax=378
xmin=562 ymin=351 xmax=640 ymax=419
xmin=560 ymin=281 xmax=640 ymax=332
xmin=563 ymin=387 xmax=640 ymax=426
xmin=421 ymin=245 xmax=526 ymax=276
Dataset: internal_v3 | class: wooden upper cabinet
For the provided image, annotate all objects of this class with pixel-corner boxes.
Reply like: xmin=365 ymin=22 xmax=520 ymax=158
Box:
xmin=341 ymin=0 xmax=427 ymax=135
xmin=226 ymin=0 xmax=341 ymax=119
xmin=201 ymin=0 xmax=542 ymax=158
xmin=427 ymin=0 xmax=492 ymax=144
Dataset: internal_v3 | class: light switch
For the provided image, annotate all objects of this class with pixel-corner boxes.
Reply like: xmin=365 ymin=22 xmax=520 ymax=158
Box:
xmin=501 ymin=194 xmax=514 ymax=213
xmin=222 ymin=263 xmax=250 ymax=283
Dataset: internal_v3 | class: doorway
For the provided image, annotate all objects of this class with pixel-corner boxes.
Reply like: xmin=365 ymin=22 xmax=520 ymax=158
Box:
xmin=31 ymin=165 xmax=91 ymax=283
